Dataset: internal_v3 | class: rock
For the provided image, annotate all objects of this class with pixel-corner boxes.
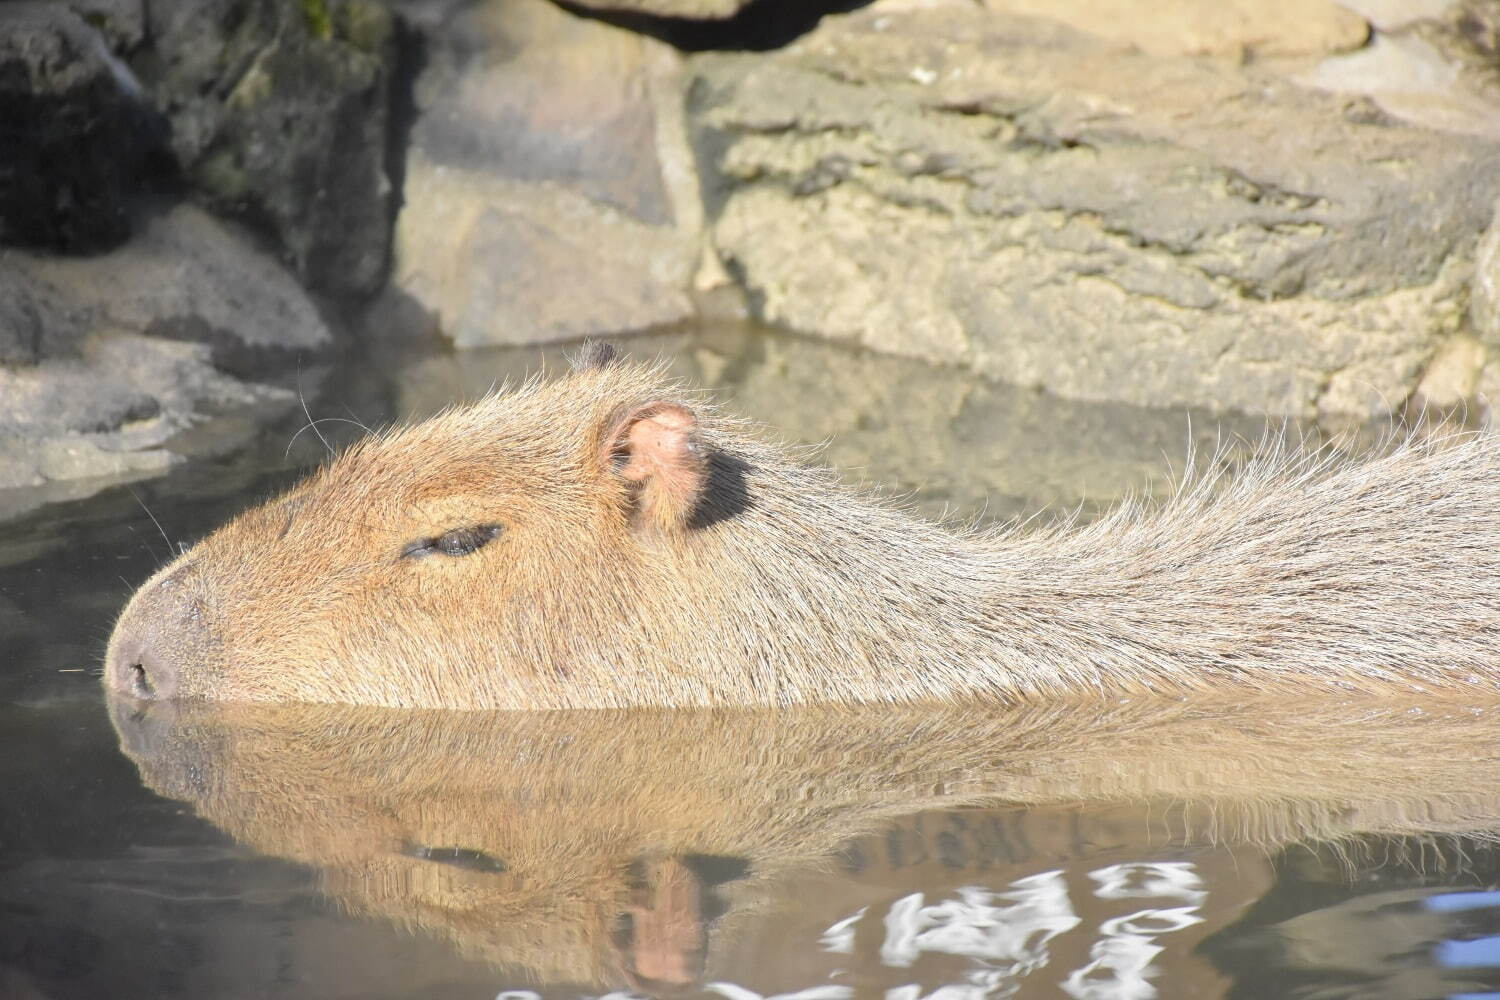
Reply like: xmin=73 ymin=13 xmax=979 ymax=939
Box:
xmin=1413 ymin=335 xmax=1486 ymax=408
xmin=136 ymin=0 xmax=396 ymax=296
xmin=0 ymin=202 xmax=328 ymax=515
xmin=1479 ymin=356 xmax=1500 ymax=426
xmin=986 ymin=0 xmax=1369 ymax=60
xmin=5 ymin=203 xmax=333 ymax=368
xmin=1296 ymin=31 xmax=1500 ymax=139
xmin=63 ymin=0 xmax=148 ymax=50
xmin=392 ymin=0 xmax=701 ymax=346
xmin=1473 ymin=196 xmax=1500 ymax=343
xmin=690 ymin=6 xmax=1500 ymax=418
xmin=0 ymin=3 xmax=162 ymax=252
xmin=0 ymin=264 xmax=90 ymax=366
xmin=0 ymin=332 xmax=295 ymax=519
xmin=1337 ymin=0 xmax=1456 ymax=33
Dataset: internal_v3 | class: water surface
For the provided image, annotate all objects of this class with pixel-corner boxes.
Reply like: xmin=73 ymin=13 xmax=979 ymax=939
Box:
xmin=3 ymin=322 xmax=1498 ymax=1000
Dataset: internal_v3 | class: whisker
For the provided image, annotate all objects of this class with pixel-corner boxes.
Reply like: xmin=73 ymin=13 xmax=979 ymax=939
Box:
xmin=285 ymin=418 xmax=368 ymax=461
xmin=127 ymin=487 xmax=174 ymax=567
xmin=340 ymin=405 xmax=375 ymax=437
xmin=297 ymin=364 xmax=333 ymax=458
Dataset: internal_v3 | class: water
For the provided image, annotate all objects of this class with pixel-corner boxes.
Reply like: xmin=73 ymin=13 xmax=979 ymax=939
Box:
xmin=4 ymin=322 xmax=1499 ymax=1000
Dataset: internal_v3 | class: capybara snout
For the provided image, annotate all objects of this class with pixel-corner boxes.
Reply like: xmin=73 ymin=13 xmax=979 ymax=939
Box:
xmin=107 ymin=344 xmax=1500 ymax=709
xmin=106 ymin=557 xmax=209 ymax=700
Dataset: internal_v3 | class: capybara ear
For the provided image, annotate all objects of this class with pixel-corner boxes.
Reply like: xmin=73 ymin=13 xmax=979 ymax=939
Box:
xmin=605 ymin=402 xmax=707 ymax=532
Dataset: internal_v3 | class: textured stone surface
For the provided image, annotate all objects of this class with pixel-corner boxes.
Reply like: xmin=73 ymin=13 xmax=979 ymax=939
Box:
xmin=137 ymin=0 xmax=396 ymax=295
xmin=1413 ymin=335 xmax=1486 ymax=407
xmin=1475 ymin=197 xmax=1500 ymax=346
xmin=62 ymin=0 xmax=148 ymax=49
xmin=690 ymin=5 xmax=1500 ymax=418
xmin=1337 ymin=0 xmax=1456 ymax=32
xmin=392 ymin=0 xmax=701 ymax=346
xmin=0 ymin=333 xmax=293 ymax=503
xmin=1297 ymin=31 xmax=1500 ymax=138
xmin=988 ymin=0 xmax=1369 ymax=58
xmin=0 ymin=4 xmax=161 ymax=252
xmin=0 ymin=203 xmax=325 ymax=511
xmin=6 ymin=203 xmax=333 ymax=364
xmin=0 ymin=264 xmax=89 ymax=366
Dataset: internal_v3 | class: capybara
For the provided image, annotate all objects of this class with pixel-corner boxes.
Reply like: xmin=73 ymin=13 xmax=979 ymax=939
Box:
xmin=106 ymin=342 xmax=1500 ymax=709
xmin=109 ymin=695 xmax=1500 ymax=989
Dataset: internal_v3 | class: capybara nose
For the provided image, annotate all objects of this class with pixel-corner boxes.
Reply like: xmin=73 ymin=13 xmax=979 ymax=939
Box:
xmin=105 ymin=630 xmax=179 ymax=700
xmin=106 ymin=560 xmax=204 ymax=701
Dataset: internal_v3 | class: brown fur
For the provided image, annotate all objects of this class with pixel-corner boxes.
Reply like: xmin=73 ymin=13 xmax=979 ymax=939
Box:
xmin=109 ymin=694 xmax=1500 ymax=987
xmin=107 ymin=347 xmax=1500 ymax=709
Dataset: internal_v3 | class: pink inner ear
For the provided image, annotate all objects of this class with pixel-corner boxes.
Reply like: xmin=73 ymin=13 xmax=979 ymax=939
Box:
xmin=611 ymin=403 xmax=707 ymax=529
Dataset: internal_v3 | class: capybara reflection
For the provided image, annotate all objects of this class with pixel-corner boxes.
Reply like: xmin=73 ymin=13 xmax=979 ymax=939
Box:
xmin=108 ymin=696 xmax=1500 ymax=990
xmin=107 ymin=342 xmax=1500 ymax=709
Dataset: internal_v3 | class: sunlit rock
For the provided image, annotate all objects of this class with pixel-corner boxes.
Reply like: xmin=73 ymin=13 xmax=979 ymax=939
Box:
xmin=691 ymin=5 xmax=1500 ymax=418
xmin=393 ymin=0 xmax=702 ymax=346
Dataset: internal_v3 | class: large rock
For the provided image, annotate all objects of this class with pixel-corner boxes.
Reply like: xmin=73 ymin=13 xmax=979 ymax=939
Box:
xmin=6 ymin=203 xmax=333 ymax=367
xmin=0 ymin=4 xmax=161 ymax=252
xmin=0 ymin=203 xmax=328 ymax=517
xmin=690 ymin=4 xmax=1500 ymax=418
xmin=136 ymin=0 xmax=396 ymax=296
xmin=393 ymin=0 xmax=702 ymax=346
xmin=0 ymin=332 xmax=295 ymax=520
xmin=987 ymin=0 xmax=1368 ymax=59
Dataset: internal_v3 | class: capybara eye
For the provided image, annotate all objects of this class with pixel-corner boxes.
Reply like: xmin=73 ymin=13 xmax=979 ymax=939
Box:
xmin=401 ymin=524 xmax=503 ymax=561
xmin=399 ymin=841 xmax=507 ymax=873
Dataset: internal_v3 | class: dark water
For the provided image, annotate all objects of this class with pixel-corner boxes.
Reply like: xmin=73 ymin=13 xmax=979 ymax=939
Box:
xmin=4 ymin=324 xmax=1500 ymax=1000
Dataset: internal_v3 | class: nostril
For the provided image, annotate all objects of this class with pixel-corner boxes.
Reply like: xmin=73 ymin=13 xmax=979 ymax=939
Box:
xmin=129 ymin=661 xmax=153 ymax=699
xmin=106 ymin=634 xmax=179 ymax=701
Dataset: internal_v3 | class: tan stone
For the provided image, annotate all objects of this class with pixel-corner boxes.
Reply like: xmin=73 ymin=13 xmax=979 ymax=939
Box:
xmin=393 ymin=0 xmax=703 ymax=346
xmin=692 ymin=6 xmax=1500 ymax=418
xmin=1479 ymin=359 xmax=1500 ymax=425
xmin=1335 ymin=0 xmax=1455 ymax=31
xmin=976 ymin=0 xmax=1369 ymax=59
xmin=395 ymin=156 xmax=696 ymax=347
xmin=1473 ymin=196 xmax=1500 ymax=345
xmin=1414 ymin=336 xmax=1487 ymax=408
xmin=1296 ymin=33 xmax=1500 ymax=140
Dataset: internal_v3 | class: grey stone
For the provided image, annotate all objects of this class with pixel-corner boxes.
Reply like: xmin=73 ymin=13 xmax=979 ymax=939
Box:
xmin=0 ymin=263 xmax=89 ymax=365
xmin=690 ymin=6 xmax=1500 ymax=417
xmin=4 ymin=203 xmax=333 ymax=364
xmin=0 ymin=200 xmax=328 ymax=514
xmin=392 ymin=0 xmax=702 ymax=347
xmin=63 ymin=0 xmax=147 ymax=49
xmin=0 ymin=332 xmax=295 ymax=518
xmin=985 ymin=0 xmax=1369 ymax=59
xmin=136 ymin=0 xmax=396 ymax=295
xmin=1297 ymin=31 xmax=1500 ymax=139
xmin=0 ymin=3 xmax=160 ymax=252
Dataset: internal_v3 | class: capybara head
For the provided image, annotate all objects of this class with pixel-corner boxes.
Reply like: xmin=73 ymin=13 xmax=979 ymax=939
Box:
xmin=106 ymin=344 xmax=775 ymax=708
